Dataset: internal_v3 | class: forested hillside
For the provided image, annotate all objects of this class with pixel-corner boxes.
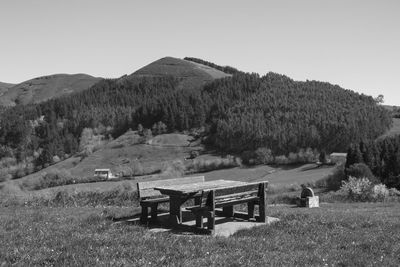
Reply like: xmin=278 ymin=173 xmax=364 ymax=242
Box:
xmin=0 ymin=57 xmax=392 ymax=178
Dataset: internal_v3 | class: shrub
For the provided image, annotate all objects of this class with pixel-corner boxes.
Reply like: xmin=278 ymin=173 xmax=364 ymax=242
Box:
xmin=131 ymin=161 xmax=144 ymax=176
xmin=0 ymin=169 xmax=12 ymax=183
xmin=371 ymin=184 xmax=389 ymax=201
xmin=32 ymin=169 xmax=75 ymax=190
xmin=346 ymin=163 xmax=379 ymax=184
xmin=388 ymin=188 xmax=400 ymax=197
xmin=254 ymin=147 xmax=274 ymax=165
xmin=13 ymin=168 xmax=26 ymax=179
xmin=189 ymin=150 xmax=199 ymax=159
xmin=241 ymin=151 xmax=256 ymax=165
xmin=319 ymin=164 xmax=346 ymax=191
xmin=186 ymin=156 xmax=240 ymax=173
xmin=339 ymin=176 xmax=372 ymax=201
xmin=319 ymin=151 xmax=327 ymax=164
xmin=275 ymin=155 xmax=289 ymax=165
xmin=161 ymin=160 xmax=186 ymax=178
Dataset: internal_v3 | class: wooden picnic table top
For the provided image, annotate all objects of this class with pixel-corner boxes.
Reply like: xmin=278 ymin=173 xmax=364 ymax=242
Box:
xmin=154 ymin=179 xmax=247 ymax=195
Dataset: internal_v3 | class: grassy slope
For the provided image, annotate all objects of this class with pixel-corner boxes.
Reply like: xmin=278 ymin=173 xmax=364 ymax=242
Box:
xmin=198 ymin=164 xmax=334 ymax=185
xmin=6 ymin=132 xmax=335 ymax=198
xmin=130 ymin=57 xmax=231 ymax=90
xmin=0 ymin=81 xmax=15 ymax=96
xmin=380 ymin=118 xmax=400 ymax=138
xmin=1 ymin=202 xmax=399 ymax=266
xmin=0 ymin=74 xmax=101 ymax=106
xmin=6 ymin=132 xmax=202 ymax=195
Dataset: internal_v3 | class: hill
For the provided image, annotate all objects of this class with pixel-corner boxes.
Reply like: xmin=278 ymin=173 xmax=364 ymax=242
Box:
xmin=0 ymin=82 xmax=15 ymax=95
xmin=128 ymin=56 xmax=231 ymax=90
xmin=0 ymin=74 xmax=101 ymax=106
xmin=0 ymin=57 xmax=392 ymax=181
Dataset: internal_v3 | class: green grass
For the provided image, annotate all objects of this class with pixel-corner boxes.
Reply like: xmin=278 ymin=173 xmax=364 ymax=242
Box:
xmin=1 ymin=203 xmax=399 ymax=266
xmin=197 ymin=164 xmax=335 ymax=185
xmin=380 ymin=118 xmax=400 ymax=138
xmin=0 ymin=74 xmax=101 ymax=106
xmin=130 ymin=57 xmax=230 ymax=90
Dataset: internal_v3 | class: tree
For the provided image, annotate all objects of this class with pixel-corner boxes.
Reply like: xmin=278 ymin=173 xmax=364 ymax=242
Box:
xmin=374 ymin=94 xmax=384 ymax=104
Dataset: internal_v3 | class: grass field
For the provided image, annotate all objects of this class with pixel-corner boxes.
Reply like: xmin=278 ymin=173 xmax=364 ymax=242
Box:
xmin=380 ymin=118 xmax=400 ymax=138
xmin=199 ymin=164 xmax=334 ymax=185
xmin=1 ymin=203 xmax=399 ymax=266
xmin=0 ymin=74 xmax=101 ymax=106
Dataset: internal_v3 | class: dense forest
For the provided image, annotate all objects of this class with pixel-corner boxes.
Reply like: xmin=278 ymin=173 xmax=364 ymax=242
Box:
xmin=0 ymin=61 xmax=392 ymax=177
xmin=346 ymin=136 xmax=400 ymax=189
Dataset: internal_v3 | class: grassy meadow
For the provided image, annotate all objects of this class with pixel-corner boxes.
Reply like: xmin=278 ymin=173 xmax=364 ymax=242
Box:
xmin=1 ymin=203 xmax=399 ymax=266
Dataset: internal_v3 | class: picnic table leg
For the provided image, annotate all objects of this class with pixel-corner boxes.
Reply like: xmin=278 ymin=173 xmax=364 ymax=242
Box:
xmin=140 ymin=205 xmax=148 ymax=224
xmin=259 ymin=182 xmax=267 ymax=223
xmin=248 ymin=201 xmax=255 ymax=220
xmin=169 ymin=195 xmax=182 ymax=226
xmin=150 ymin=203 xmax=158 ymax=223
xmin=194 ymin=196 xmax=203 ymax=227
xmin=222 ymin=206 xmax=234 ymax=217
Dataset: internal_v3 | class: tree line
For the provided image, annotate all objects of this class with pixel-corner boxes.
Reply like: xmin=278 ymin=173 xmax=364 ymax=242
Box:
xmin=0 ymin=64 xmax=392 ymax=173
xmin=346 ymin=135 xmax=400 ymax=189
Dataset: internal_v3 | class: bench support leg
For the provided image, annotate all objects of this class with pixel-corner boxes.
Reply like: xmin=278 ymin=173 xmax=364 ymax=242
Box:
xmin=222 ymin=206 xmax=234 ymax=217
xmin=140 ymin=206 xmax=148 ymax=224
xmin=248 ymin=202 xmax=255 ymax=220
xmin=207 ymin=211 xmax=215 ymax=231
xmin=169 ymin=195 xmax=182 ymax=226
xmin=150 ymin=203 xmax=158 ymax=223
xmin=195 ymin=215 xmax=203 ymax=228
xmin=259 ymin=183 xmax=267 ymax=223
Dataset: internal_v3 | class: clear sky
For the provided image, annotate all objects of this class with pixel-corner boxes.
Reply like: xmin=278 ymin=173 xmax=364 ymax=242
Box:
xmin=1 ymin=0 xmax=399 ymax=105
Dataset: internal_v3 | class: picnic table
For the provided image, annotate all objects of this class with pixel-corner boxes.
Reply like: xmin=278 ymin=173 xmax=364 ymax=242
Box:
xmin=155 ymin=179 xmax=247 ymax=226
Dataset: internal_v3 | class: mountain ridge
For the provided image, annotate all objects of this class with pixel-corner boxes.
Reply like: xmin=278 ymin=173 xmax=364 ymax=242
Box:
xmin=0 ymin=73 xmax=102 ymax=106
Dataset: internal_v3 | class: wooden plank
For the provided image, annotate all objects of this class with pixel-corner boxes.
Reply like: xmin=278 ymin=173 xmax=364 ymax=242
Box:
xmin=155 ymin=180 xmax=247 ymax=195
xmin=215 ymin=196 xmax=259 ymax=208
xmin=137 ymin=176 xmax=205 ymax=199
xmin=213 ymin=182 xmax=262 ymax=197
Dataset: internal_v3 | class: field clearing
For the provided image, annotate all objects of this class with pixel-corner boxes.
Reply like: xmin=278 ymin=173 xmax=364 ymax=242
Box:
xmin=380 ymin=118 xmax=400 ymax=138
xmin=12 ymin=163 xmax=335 ymax=200
xmin=1 ymin=202 xmax=399 ymax=266
xmin=195 ymin=163 xmax=335 ymax=185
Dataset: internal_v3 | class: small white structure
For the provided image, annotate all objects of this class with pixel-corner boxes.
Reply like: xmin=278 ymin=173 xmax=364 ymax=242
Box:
xmin=94 ymin=169 xmax=116 ymax=179
xmin=330 ymin=153 xmax=347 ymax=164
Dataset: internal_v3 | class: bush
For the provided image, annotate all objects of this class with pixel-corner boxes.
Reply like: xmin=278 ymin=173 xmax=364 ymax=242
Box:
xmin=32 ymin=169 xmax=75 ymax=190
xmin=161 ymin=160 xmax=186 ymax=178
xmin=254 ymin=147 xmax=274 ymax=165
xmin=371 ymin=184 xmax=389 ymax=201
xmin=241 ymin=151 xmax=256 ymax=165
xmin=339 ymin=176 xmax=372 ymax=201
xmin=275 ymin=155 xmax=289 ymax=165
xmin=346 ymin=163 xmax=379 ymax=184
xmin=0 ymin=169 xmax=12 ymax=183
xmin=186 ymin=156 xmax=240 ymax=173
xmin=189 ymin=150 xmax=199 ymax=159
xmin=388 ymin=188 xmax=400 ymax=197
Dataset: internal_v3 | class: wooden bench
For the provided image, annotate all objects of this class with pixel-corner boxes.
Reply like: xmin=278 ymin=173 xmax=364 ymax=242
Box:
xmin=137 ymin=176 xmax=205 ymax=223
xmin=185 ymin=181 xmax=268 ymax=234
